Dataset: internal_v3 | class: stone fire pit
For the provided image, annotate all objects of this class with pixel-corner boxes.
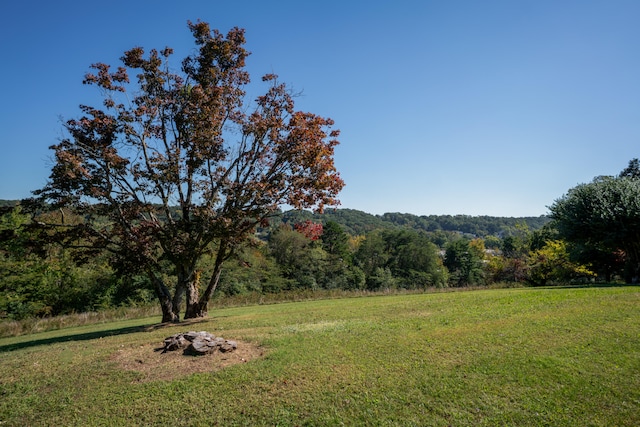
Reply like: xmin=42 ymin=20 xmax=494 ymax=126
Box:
xmin=160 ymin=331 xmax=238 ymax=355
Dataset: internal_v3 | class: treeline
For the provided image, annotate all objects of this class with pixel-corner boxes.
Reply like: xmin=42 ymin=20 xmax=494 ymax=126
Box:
xmin=276 ymin=208 xmax=550 ymax=237
xmin=1 ymin=202 xmax=578 ymax=320
xmin=0 ymin=200 xmax=18 ymax=208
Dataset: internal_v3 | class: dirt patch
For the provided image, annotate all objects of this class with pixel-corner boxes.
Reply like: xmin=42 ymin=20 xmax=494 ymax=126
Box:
xmin=111 ymin=340 xmax=265 ymax=382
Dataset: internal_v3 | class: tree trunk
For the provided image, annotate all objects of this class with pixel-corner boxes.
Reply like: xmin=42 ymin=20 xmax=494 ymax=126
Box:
xmin=623 ymin=243 xmax=640 ymax=284
xmin=172 ymin=267 xmax=198 ymax=319
xmin=183 ymin=270 xmax=201 ymax=319
xmin=171 ymin=281 xmax=185 ymax=320
xmin=150 ymin=272 xmax=178 ymax=323
xmin=185 ymin=241 xmax=227 ymax=319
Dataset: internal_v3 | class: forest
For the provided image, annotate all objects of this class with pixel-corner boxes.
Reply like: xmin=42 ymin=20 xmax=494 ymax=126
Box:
xmin=0 ymin=198 xmax=612 ymax=320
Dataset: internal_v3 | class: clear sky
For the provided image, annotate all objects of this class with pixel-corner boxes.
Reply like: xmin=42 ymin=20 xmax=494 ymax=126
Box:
xmin=1 ymin=0 xmax=639 ymax=217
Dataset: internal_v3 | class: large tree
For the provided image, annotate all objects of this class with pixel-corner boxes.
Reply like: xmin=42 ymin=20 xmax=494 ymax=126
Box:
xmin=26 ymin=21 xmax=344 ymax=321
xmin=549 ymin=175 xmax=640 ymax=282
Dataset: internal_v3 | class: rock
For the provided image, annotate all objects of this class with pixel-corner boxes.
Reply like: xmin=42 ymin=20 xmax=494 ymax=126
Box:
xmin=162 ymin=334 xmax=189 ymax=352
xmin=220 ymin=340 xmax=237 ymax=352
xmin=160 ymin=331 xmax=237 ymax=355
xmin=184 ymin=331 xmax=215 ymax=341
xmin=190 ymin=338 xmax=215 ymax=355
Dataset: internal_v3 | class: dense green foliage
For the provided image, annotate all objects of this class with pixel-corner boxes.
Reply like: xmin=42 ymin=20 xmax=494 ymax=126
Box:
xmin=444 ymin=238 xmax=485 ymax=286
xmin=0 ymin=200 xmax=18 ymax=208
xmin=544 ymin=159 xmax=640 ymax=283
xmin=0 ymin=202 xmax=575 ymax=320
xmin=1 ymin=287 xmax=638 ymax=426
xmin=354 ymin=229 xmax=446 ymax=289
xmin=550 ymin=174 xmax=640 ymax=282
xmin=280 ymin=208 xmax=550 ymax=237
xmin=0 ymin=207 xmax=155 ymax=319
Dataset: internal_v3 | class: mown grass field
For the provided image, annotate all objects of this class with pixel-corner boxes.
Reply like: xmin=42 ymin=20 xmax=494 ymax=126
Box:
xmin=1 ymin=286 xmax=638 ymax=426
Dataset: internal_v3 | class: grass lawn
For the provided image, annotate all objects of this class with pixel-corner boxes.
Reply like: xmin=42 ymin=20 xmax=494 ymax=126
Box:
xmin=0 ymin=286 xmax=638 ymax=426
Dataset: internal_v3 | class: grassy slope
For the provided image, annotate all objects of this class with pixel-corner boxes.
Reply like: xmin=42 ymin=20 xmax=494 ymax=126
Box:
xmin=0 ymin=286 xmax=638 ymax=426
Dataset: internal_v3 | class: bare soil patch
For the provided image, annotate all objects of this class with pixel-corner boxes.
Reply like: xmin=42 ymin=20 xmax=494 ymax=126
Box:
xmin=111 ymin=339 xmax=265 ymax=382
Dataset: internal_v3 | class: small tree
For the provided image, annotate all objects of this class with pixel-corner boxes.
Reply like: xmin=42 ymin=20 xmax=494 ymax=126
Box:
xmin=27 ymin=21 xmax=344 ymax=321
xmin=293 ymin=220 xmax=323 ymax=241
xmin=321 ymin=220 xmax=350 ymax=259
xmin=527 ymin=240 xmax=595 ymax=286
xmin=444 ymin=239 xmax=485 ymax=286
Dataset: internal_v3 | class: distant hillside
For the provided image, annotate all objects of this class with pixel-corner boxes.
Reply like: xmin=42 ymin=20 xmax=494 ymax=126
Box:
xmin=0 ymin=200 xmax=19 ymax=208
xmin=1 ymin=199 xmax=549 ymax=238
xmin=280 ymin=208 xmax=550 ymax=237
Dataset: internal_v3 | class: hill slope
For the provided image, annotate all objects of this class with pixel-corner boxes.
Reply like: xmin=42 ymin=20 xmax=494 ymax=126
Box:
xmin=280 ymin=208 xmax=550 ymax=236
xmin=1 ymin=199 xmax=549 ymax=237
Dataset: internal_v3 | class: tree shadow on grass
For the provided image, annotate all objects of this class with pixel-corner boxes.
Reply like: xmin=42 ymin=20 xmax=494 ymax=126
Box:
xmin=0 ymin=318 xmax=209 ymax=353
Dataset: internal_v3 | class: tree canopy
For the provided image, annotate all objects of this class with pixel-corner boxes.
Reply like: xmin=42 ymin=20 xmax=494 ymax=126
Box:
xmin=25 ymin=21 xmax=344 ymax=321
xmin=549 ymin=174 xmax=640 ymax=282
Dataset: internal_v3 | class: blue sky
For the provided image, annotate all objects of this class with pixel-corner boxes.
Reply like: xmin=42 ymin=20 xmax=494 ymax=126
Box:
xmin=1 ymin=1 xmax=639 ymax=217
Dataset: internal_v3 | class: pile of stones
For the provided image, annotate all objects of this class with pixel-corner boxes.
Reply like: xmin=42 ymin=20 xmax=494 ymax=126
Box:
xmin=160 ymin=331 xmax=237 ymax=355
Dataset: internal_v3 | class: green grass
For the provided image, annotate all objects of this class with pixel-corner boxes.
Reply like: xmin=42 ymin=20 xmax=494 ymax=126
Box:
xmin=0 ymin=305 xmax=163 ymax=338
xmin=1 ymin=286 xmax=638 ymax=426
xmin=0 ymin=288 xmax=432 ymax=338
